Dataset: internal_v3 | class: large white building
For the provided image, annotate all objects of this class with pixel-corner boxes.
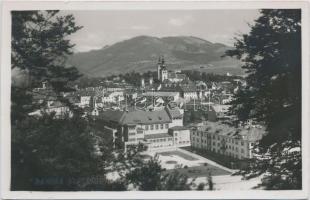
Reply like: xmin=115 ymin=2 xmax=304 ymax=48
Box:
xmin=99 ymin=104 xmax=190 ymax=151
xmin=190 ymin=122 xmax=265 ymax=159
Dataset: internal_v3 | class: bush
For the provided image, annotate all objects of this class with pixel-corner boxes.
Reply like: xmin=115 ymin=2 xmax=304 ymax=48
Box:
xmin=197 ymin=183 xmax=205 ymax=190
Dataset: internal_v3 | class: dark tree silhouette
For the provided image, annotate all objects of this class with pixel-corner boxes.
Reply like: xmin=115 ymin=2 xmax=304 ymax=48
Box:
xmin=226 ymin=9 xmax=301 ymax=189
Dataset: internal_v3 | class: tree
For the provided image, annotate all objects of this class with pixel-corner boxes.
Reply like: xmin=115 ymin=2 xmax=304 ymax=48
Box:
xmin=126 ymin=156 xmax=192 ymax=191
xmin=10 ymin=11 xmax=94 ymax=191
xmin=12 ymin=10 xmax=82 ymax=92
xmin=226 ymin=9 xmax=301 ymax=189
xmin=11 ymin=10 xmax=83 ymax=124
xmin=11 ymin=114 xmax=107 ymax=190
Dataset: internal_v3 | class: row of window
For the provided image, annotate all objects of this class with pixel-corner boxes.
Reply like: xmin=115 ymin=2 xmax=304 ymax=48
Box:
xmin=145 ymin=123 xmax=169 ymax=131
xmin=150 ymin=144 xmax=172 ymax=148
xmin=192 ymin=133 xmax=245 ymax=146
xmin=211 ymin=148 xmax=246 ymax=157
xmin=192 ymin=140 xmax=246 ymax=153
xmin=149 ymin=137 xmax=173 ymax=143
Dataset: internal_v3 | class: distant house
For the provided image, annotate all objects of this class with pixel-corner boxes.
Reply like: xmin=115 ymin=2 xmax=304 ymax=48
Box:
xmin=142 ymin=91 xmax=180 ymax=102
xmin=76 ymin=90 xmax=96 ymax=107
xmin=29 ymin=100 xmax=70 ymax=118
xmin=212 ymin=104 xmax=231 ymax=119
xmin=179 ymin=84 xmax=199 ymax=101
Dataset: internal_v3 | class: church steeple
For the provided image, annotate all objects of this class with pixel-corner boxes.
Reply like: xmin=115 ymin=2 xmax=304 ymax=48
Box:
xmin=161 ymin=56 xmax=165 ymax=65
xmin=157 ymin=55 xmax=168 ymax=82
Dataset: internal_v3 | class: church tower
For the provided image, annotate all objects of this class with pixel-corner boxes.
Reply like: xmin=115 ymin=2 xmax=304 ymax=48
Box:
xmin=157 ymin=57 xmax=162 ymax=81
xmin=157 ymin=56 xmax=168 ymax=82
xmin=160 ymin=56 xmax=168 ymax=82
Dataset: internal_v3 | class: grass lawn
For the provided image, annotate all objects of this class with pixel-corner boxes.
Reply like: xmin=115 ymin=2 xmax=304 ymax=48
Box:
xmin=158 ymin=150 xmax=198 ymax=161
xmin=164 ymin=164 xmax=231 ymax=178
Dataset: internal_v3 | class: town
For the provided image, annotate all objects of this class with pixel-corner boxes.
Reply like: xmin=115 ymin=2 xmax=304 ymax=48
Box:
xmin=28 ymin=56 xmax=265 ymax=188
xmin=7 ymin=8 xmax=302 ymax=193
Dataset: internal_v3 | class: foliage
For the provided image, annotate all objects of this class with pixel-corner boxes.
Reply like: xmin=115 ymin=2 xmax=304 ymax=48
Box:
xmin=10 ymin=10 xmax=99 ymax=191
xmin=12 ymin=10 xmax=82 ymax=92
xmin=11 ymin=114 xmax=107 ymax=190
xmin=126 ymin=156 xmax=192 ymax=191
xmin=119 ymin=71 xmax=157 ymax=86
xmin=181 ymin=70 xmax=241 ymax=83
xmin=226 ymin=9 xmax=301 ymax=189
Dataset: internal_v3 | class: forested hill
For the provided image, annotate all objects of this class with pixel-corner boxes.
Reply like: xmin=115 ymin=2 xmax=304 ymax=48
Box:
xmin=67 ymin=35 xmax=244 ymax=77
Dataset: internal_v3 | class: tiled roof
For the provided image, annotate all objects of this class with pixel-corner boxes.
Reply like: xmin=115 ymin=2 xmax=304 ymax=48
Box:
xmin=99 ymin=108 xmax=172 ymax=125
xmin=165 ymin=106 xmax=183 ymax=119
xmin=179 ymin=84 xmax=197 ymax=92
xmin=32 ymin=89 xmax=57 ymax=101
xmin=194 ymin=121 xmax=265 ymax=142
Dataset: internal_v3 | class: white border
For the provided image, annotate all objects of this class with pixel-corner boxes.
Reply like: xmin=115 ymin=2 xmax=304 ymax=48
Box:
xmin=1 ymin=1 xmax=309 ymax=199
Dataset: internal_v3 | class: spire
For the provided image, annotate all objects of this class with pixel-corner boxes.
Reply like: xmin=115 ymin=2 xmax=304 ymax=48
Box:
xmin=158 ymin=56 xmax=162 ymax=64
xmin=161 ymin=55 xmax=165 ymax=65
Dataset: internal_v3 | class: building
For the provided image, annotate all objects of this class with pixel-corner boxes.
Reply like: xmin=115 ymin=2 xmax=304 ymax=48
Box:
xmin=157 ymin=56 xmax=187 ymax=83
xmin=179 ymin=84 xmax=199 ymax=101
xmin=99 ymin=105 xmax=190 ymax=151
xmin=190 ymin=121 xmax=264 ymax=159
xmin=142 ymin=91 xmax=180 ymax=102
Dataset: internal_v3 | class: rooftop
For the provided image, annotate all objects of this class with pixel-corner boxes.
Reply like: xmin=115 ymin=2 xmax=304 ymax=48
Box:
xmin=99 ymin=108 xmax=172 ymax=125
xmin=193 ymin=121 xmax=265 ymax=142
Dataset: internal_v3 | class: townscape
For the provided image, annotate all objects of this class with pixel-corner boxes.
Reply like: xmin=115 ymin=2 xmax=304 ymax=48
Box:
xmin=27 ymin=56 xmax=265 ymax=189
xmin=9 ymin=8 xmax=302 ymax=192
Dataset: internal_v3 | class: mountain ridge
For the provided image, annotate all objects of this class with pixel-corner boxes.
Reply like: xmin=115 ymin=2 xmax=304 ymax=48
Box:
xmin=68 ymin=35 xmax=243 ymax=77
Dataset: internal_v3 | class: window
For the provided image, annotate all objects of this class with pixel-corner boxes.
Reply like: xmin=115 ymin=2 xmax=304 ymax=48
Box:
xmin=241 ymin=141 xmax=244 ymax=146
xmin=165 ymin=124 xmax=169 ymax=129
xmin=128 ymin=132 xmax=135 ymax=136
xmin=175 ymin=132 xmax=178 ymax=136
xmin=150 ymin=125 xmax=154 ymax=130
xmin=155 ymin=124 xmax=159 ymax=130
xmin=241 ymin=148 xmax=244 ymax=153
xmin=160 ymin=124 xmax=164 ymax=129
xmin=145 ymin=125 xmax=149 ymax=130
xmin=213 ymin=135 xmax=215 ymax=139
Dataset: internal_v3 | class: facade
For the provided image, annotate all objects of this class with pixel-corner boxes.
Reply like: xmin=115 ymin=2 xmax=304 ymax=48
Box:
xmin=190 ymin=122 xmax=264 ymax=159
xmin=99 ymin=104 xmax=190 ymax=151
xmin=179 ymin=83 xmax=202 ymax=101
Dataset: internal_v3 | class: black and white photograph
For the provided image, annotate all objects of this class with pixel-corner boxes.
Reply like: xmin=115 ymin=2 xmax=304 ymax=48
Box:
xmin=0 ymin=1 xmax=309 ymax=199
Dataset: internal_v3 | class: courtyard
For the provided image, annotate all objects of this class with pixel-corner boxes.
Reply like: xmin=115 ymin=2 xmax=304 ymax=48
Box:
xmin=144 ymin=148 xmax=233 ymax=177
xmin=143 ymin=148 xmax=263 ymax=190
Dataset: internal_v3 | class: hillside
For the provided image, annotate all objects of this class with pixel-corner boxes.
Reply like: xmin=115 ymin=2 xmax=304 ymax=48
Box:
xmin=67 ymin=35 xmax=244 ymax=77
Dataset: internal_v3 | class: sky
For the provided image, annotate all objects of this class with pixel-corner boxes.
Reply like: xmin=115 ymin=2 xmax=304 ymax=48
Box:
xmin=61 ymin=10 xmax=260 ymax=52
